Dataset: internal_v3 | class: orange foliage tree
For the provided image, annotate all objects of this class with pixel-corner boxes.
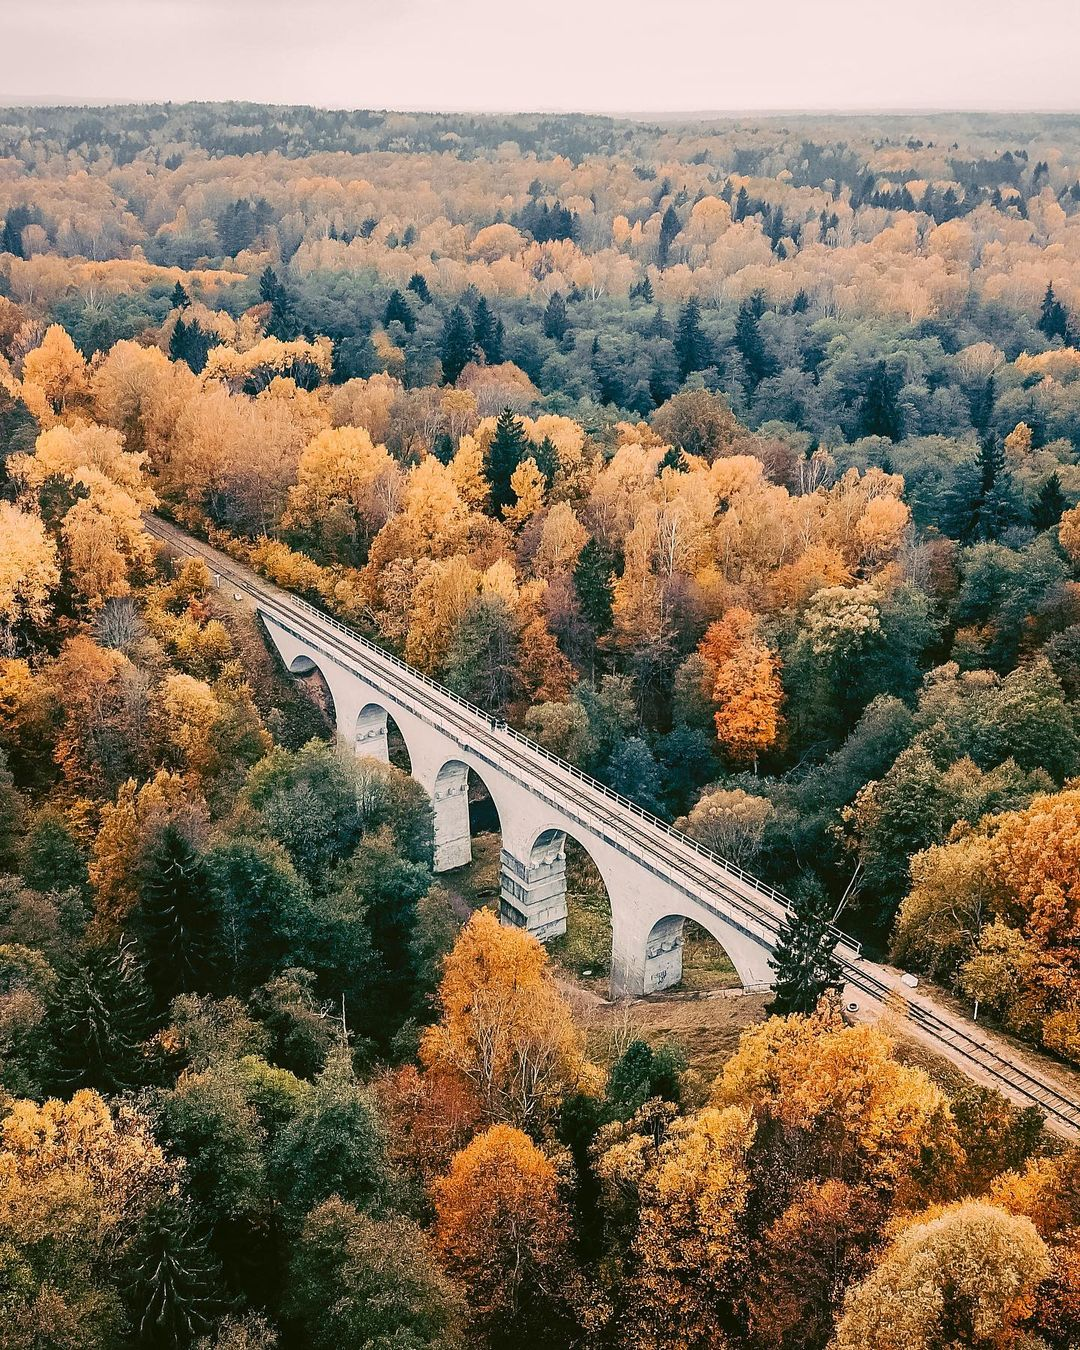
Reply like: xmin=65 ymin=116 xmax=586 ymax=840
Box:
xmin=432 ymin=1123 xmax=583 ymax=1340
xmin=699 ymin=607 xmax=784 ymax=769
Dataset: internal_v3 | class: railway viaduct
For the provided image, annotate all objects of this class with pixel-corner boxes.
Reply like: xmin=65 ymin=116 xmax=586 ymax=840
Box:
xmin=145 ymin=517 xmax=1080 ymax=1136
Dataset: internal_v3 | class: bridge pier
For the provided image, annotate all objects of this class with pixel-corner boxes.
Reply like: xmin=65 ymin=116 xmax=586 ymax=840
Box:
xmin=643 ymin=915 xmax=685 ymax=992
xmin=356 ymin=703 xmax=390 ymax=762
xmin=430 ymin=760 xmax=471 ymax=872
xmin=499 ymin=837 xmax=568 ymax=941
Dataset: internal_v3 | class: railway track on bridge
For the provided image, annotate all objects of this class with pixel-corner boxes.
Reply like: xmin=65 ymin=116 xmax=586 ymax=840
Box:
xmin=145 ymin=516 xmax=1080 ymax=1138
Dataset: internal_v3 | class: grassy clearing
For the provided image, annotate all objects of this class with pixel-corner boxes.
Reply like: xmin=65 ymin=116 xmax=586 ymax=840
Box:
xmin=548 ymin=845 xmax=613 ymax=985
xmin=679 ymin=921 xmax=742 ymax=991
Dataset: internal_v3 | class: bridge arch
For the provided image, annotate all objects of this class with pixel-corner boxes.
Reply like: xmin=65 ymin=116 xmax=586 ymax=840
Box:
xmin=355 ymin=701 xmax=413 ymax=772
xmin=642 ymin=912 xmax=744 ymax=994
xmin=428 ymin=756 xmax=505 ymax=874
xmin=527 ymin=826 xmax=615 ymax=977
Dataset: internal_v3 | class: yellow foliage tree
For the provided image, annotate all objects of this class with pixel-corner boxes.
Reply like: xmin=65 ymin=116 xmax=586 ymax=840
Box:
xmin=503 ymin=457 xmax=546 ymax=530
xmin=0 ymin=503 xmax=60 ymax=632
xmin=282 ymin=425 xmax=401 ymax=561
xmin=18 ymin=324 xmax=90 ymax=425
xmin=89 ymin=770 xmax=204 ymax=924
xmin=404 ymin=555 xmax=479 ymax=674
xmin=595 ymin=1104 xmax=755 ymax=1346
xmin=420 ymin=910 xmax=596 ymax=1131
xmin=833 ymin=1202 xmax=1048 ymax=1350
xmin=699 ymin=608 xmax=784 ymax=769
xmin=714 ymin=1006 xmax=955 ymax=1193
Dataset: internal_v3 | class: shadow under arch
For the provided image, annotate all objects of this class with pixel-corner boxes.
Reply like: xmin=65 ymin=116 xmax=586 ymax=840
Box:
xmin=643 ymin=912 xmax=742 ymax=994
xmin=286 ymin=651 xmax=338 ymax=731
xmin=355 ymin=701 xmax=412 ymax=774
xmin=517 ymin=826 xmax=614 ymax=976
xmin=430 ymin=756 xmax=503 ymax=874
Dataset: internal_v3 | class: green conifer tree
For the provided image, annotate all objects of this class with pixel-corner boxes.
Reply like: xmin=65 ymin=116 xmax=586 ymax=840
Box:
xmin=49 ymin=937 xmax=151 ymax=1093
xmin=674 ymin=297 xmax=708 ymax=379
xmin=126 ymin=1200 xmax=222 ymax=1349
xmin=439 ymin=306 xmax=475 ymax=384
xmin=768 ymin=887 xmax=843 ymax=1017
xmin=543 ymin=291 xmax=569 ymax=341
xmin=1032 ymin=471 xmax=1067 ymax=530
xmin=137 ymin=826 xmax=218 ymax=1006
xmin=486 ymin=407 xmax=530 ymax=514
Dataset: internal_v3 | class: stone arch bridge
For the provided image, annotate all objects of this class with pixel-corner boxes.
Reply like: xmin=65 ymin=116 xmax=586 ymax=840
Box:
xmin=144 ymin=517 xmax=1080 ymax=1137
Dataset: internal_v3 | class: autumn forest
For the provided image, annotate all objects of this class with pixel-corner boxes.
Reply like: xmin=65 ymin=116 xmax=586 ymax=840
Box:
xmin=2 ymin=100 xmax=1080 ymax=1348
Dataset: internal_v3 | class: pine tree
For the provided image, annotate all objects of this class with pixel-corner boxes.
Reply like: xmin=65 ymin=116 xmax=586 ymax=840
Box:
xmin=1039 ymin=283 xmax=1070 ymax=342
xmin=126 ymin=1200 xmax=222 ymax=1349
xmin=533 ymin=436 xmax=559 ymax=487
xmin=170 ymin=317 xmax=213 ymax=374
xmin=1032 ymin=471 xmax=1067 ymax=530
xmin=674 ymin=297 xmax=708 ymax=379
xmin=768 ymin=887 xmax=843 ymax=1016
xmin=169 ymin=316 xmax=188 ymax=364
xmin=638 ymin=274 xmax=654 ymax=304
xmin=972 ymin=435 xmax=1018 ymax=540
xmin=656 ymin=204 xmax=681 ymax=268
xmin=573 ymin=538 xmax=616 ymax=636
xmin=1 ymin=205 xmax=34 ymax=259
xmin=136 ymin=826 xmax=218 ymax=1006
xmin=170 ymin=281 xmax=190 ymax=310
xmin=406 ymin=271 xmax=431 ymax=303
xmin=487 ymin=407 xmax=530 ymax=514
xmin=733 ymin=186 xmax=749 ymax=222
xmin=439 ymin=306 xmax=475 ymax=384
xmin=543 ymin=291 xmax=569 ymax=341
xmin=383 ymin=289 xmax=416 ymax=333
xmin=967 ymin=374 xmax=996 ymax=434
xmin=259 ymin=265 xmax=297 ymax=340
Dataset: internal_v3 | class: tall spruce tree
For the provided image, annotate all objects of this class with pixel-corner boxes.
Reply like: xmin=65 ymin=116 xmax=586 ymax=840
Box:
xmin=487 ymin=407 xmax=530 ymax=514
xmin=136 ymin=826 xmax=219 ymax=1006
xmin=471 ymin=296 xmax=503 ymax=363
xmin=573 ymin=538 xmax=616 ymax=636
xmin=657 ymin=204 xmax=681 ymax=268
xmin=383 ymin=289 xmax=416 ymax=333
xmin=768 ymin=888 xmax=843 ymax=1016
xmin=1039 ymin=283 xmax=1070 ymax=342
xmin=259 ymin=265 xmax=297 ymax=340
xmin=49 ymin=938 xmax=152 ymax=1093
xmin=543 ymin=291 xmax=569 ymax=341
xmin=126 ymin=1200 xmax=223 ymax=1349
xmin=733 ymin=295 xmax=773 ymax=394
xmin=971 ymin=435 xmax=1016 ymax=540
xmin=406 ymin=271 xmax=431 ymax=302
xmin=1032 ymin=471 xmax=1067 ymax=530
xmin=674 ymin=297 xmax=708 ymax=379
xmin=858 ymin=361 xmax=904 ymax=440
xmin=170 ymin=280 xmax=190 ymax=310
xmin=533 ymin=435 xmax=559 ymax=487
xmin=439 ymin=306 xmax=474 ymax=383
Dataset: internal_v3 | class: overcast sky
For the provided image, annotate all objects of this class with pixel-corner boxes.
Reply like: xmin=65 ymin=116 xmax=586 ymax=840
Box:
xmin=3 ymin=0 xmax=1078 ymax=114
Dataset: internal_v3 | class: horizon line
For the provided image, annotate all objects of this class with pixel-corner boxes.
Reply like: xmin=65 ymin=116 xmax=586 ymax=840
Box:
xmin=2 ymin=97 xmax=1080 ymax=120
